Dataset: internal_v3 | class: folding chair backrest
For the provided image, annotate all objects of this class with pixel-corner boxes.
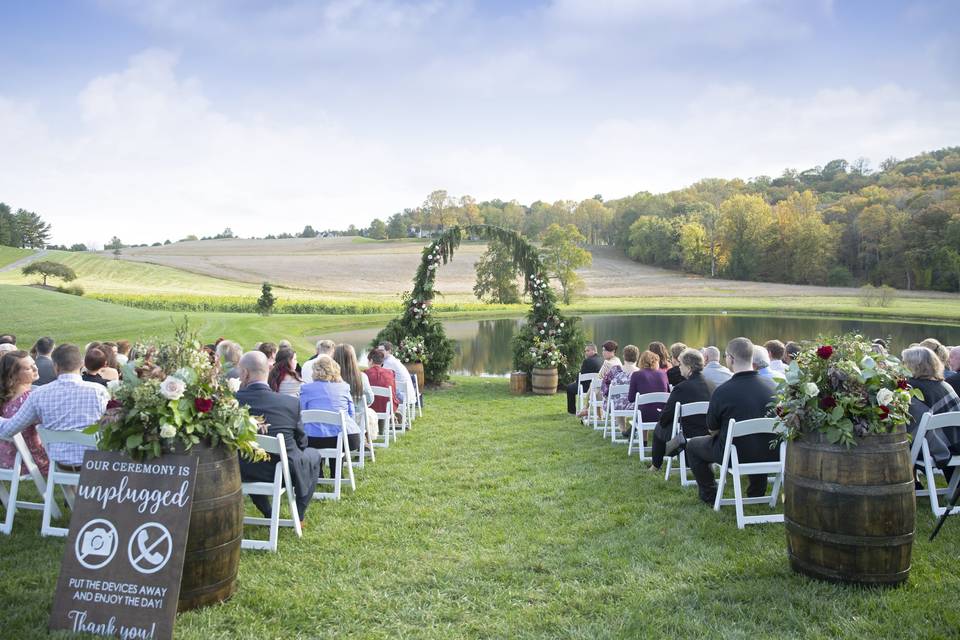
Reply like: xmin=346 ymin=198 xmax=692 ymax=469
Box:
xmin=370 ymin=386 xmax=394 ymax=416
xmin=680 ymin=401 xmax=710 ymax=418
xmin=725 ymin=417 xmax=781 ymax=445
xmin=633 ymin=392 xmax=670 ymax=423
xmin=37 ymin=429 xmax=97 ymax=449
xmin=255 ymin=433 xmax=282 ymax=455
xmin=608 ymin=384 xmax=630 ymax=401
xmin=579 ymin=373 xmax=598 ymax=386
xmin=301 ymin=409 xmax=346 ymax=429
xmin=911 ymin=411 xmax=960 ymax=462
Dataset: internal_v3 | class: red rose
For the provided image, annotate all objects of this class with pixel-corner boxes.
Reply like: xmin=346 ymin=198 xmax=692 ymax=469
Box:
xmin=194 ymin=397 xmax=214 ymax=413
xmin=775 ymin=405 xmax=784 ymax=417
xmin=820 ymin=396 xmax=837 ymax=410
xmin=897 ymin=379 xmax=909 ymax=390
xmin=106 ymin=399 xmax=123 ymax=410
xmin=879 ymin=405 xmax=890 ymax=420
xmin=816 ymin=345 xmax=834 ymax=360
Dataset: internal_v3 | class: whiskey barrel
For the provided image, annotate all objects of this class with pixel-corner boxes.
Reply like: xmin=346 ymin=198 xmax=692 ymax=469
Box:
xmin=531 ymin=367 xmax=558 ymax=395
xmin=784 ymin=427 xmax=915 ymax=586
xmin=509 ymin=371 xmax=528 ymax=395
xmin=404 ymin=362 xmax=425 ymax=392
xmin=178 ymin=443 xmax=244 ymax=611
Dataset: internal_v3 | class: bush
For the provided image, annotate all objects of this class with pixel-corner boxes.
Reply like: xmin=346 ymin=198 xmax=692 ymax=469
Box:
xmin=56 ymin=284 xmax=84 ymax=296
xmin=878 ymin=284 xmax=897 ymax=307
xmin=859 ymin=284 xmax=878 ymax=307
xmin=826 ymin=265 xmax=854 ymax=287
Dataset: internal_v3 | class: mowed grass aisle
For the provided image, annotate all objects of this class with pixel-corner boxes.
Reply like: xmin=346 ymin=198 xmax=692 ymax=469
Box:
xmin=2 ymin=376 xmax=960 ymax=639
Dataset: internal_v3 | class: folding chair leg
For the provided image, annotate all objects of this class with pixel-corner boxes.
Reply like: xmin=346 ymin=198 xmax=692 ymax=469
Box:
xmin=344 ymin=437 xmax=356 ymax=492
xmin=732 ymin=463 xmax=746 ymax=529
xmin=1 ymin=469 xmax=20 ymax=535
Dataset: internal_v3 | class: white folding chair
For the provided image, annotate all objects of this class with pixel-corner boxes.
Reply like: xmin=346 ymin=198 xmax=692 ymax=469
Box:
xmin=627 ymin=393 xmax=670 ymax=460
xmin=575 ymin=373 xmax=596 ymax=418
xmin=664 ymin=401 xmax=710 ymax=487
xmin=370 ymin=386 xmax=397 ymax=447
xmin=37 ymin=428 xmax=97 ymax=537
xmin=604 ymin=384 xmax=633 ymax=444
xmin=412 ymin=374 xmax=423 ymax=418
xmin=713 ymin=418 xmax=786 ymax=529
xmin=404 ymin=378 xmax=419 ymax=429
xmin=351 ymin=406 xmax=375 ymax=469
xmin=241 ymin=433 xmax=302 ymax=552
xmin=303 ymin=409 xmax=356 ymax=501
xmin=0 ymin=434 xmax=56 ymax=535
xmin=910 ymin=411 xmax=960 ymax=518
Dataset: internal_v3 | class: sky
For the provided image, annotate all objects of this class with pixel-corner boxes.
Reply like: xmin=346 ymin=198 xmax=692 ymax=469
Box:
xmin=1 ymin=0 xmax=958 ymax=246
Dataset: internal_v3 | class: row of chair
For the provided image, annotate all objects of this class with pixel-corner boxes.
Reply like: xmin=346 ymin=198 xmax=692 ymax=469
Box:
xmin=0 ymin=375 xmax=424 ymax=552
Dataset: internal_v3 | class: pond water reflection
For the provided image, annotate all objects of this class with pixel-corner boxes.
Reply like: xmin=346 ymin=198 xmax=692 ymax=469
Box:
xmin=327 ymin=314 xmax=960 ymax=376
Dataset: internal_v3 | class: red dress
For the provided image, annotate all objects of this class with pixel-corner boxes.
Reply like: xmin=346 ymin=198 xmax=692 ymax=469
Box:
xmin=364 ymin=365 xmax=399 ymax=414
xmin=0 ymin=390 xmax=51 ymax=478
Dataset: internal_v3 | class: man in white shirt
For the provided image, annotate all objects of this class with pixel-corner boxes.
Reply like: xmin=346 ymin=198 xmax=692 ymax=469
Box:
xmin=301 ymin=339 xmax=336 ymax=384
xmin=700 ymin=345 xmax=733 ymax=393
xmin=0 ymin=344 xmax=107 ymax=468
xmin=765 ymin=339 xmax=787 ymax=375
xmin=379 ymin=341 xmax=411 ymax=404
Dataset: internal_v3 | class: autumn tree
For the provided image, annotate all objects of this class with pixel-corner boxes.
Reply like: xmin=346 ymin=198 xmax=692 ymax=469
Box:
xmin=473 ymin=238 xmax=521 ymax=303
xmin=540 ymin=224 xmax=592 ymax=304
xmin=718 ymin=194 xmax=774 ymax=280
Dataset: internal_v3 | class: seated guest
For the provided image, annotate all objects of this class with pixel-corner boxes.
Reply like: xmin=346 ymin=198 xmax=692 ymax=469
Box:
xmin=32 ymin=337 xmax=56 ymax=386
xmin=84 ymin=342 xmax=119 ymax=381
xmin=0 ymin=334 xmax=15 ymax=346
xmin=903 ymin=346 xmax=960 ymax=449
xmin=765 ymin=340 xmax=786 ymax=374
xmin=268 ymin=347 xmax=303 ymax=397
xmin=947 ymin=347 xmax=960 ymax=395
xmin=626 ymin=350 xmax=669 ymax=438
xmin=258 ymin=342 xmax=278 ymax=368
xmin=300 ymin=356 xmax=362 ymax=478
xmin=364 ymin=348 xmax=400 ymax=434
xmin=81 ymin=348 xmax=110 ymax=387
xmin=600 ymin=345 xmax=640 ymax=433
xmin=301 ymin=339 xmax=336 ymax=384
xmin=650 ymin=348 xmax=711 ymax=472
xmin=581 ymin=340 xmax=622 ymax=418
xmin=115 ymin=340 xmax=131 ymax=367
xmin=648 ymin=341 xmax=671 ymax=372
xmin=0 ymin=351 xmax=50 ymax=478
xmin=0 ymin=344 xmax=107 ymax=469
xmin=701 ymin=346 xmax=733 ymax=392
xmin=0 ymin=344 xmax=15 ymax=355
xmin=783 ymin=341 xmax=801 ymax=365
xmin=379 ymin=341 xmax=412 ymax=405
xmin=566 ymin=343 xmax=603 ymax=415
xmin=334 ymin=344 xmax=378 ymax=445
xmin=216 ymin=340 xmax=243 ymax=381
xmin=753 ymin=345 xmax=783 ymax=386
xmin=871 ymin=338 xmax=889 ymax=356
xmin=236 ymin=351 xmax=320 ymax=524
xmin=666 ymin=342 xmax=687 ymax=387
xmin=920 ymin=338 xmax=951 ymax=371
xmin=685 ymin=337 xmax=778 ymax=505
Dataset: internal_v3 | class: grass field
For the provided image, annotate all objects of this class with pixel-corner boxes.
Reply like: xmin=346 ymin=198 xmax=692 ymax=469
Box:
xmin=1 ymin=376 xmax=957 ymax=639
xmin=0 ymin=246 xmax=35 ymax=269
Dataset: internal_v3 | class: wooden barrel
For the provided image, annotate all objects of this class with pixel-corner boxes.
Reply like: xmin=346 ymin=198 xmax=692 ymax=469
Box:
xmin=178 ymin=443 xmax=244 ymax=611
xmin=405 ymin=362 xmax=425 ymax=392
xmin=784 ymin=427 xmax=915 ymax=586
xmin=531 ymin=367 xmax=558 ymax=395
xmin=510 ymin=371 xmax=528 ymax=395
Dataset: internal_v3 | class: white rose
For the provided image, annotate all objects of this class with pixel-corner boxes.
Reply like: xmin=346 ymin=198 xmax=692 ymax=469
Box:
xmin=159 ymin=423 xmax=177 ymax=439
xmin=227 ymin=378 xmax=241 ymax=393
xmin=159 ymin=376 xmax=186 ymax=400
xmin=877 ymin=388 xmax=894 ymax=406
xmin=803 ymin=382 xmax=819 ymax=397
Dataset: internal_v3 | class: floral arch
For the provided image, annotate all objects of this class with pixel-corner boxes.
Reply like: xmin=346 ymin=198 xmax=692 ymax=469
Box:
xmin=374 ymin=225 xmax=585 ymax=385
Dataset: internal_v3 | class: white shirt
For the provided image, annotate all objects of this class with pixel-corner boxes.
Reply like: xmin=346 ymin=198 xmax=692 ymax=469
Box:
xmin=768 ymin=359 xmax=786 ymax=374
xmin=301 ymin=356 xmax=319 ymax=384
xmin=383 ymin=354 xmax=412 ymax=402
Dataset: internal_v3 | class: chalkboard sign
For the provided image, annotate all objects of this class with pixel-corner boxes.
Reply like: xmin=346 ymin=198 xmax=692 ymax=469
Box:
xmin=49 ymin=450 xmax=198 ymax=640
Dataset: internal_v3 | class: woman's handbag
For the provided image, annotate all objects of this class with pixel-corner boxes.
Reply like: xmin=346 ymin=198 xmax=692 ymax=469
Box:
xmin=664 ymin=426 xmax=687 ymax=457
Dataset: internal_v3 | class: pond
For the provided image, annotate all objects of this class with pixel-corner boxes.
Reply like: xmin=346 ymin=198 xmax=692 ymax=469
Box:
xmin=326 ymin=314 xmax=960 ymax=376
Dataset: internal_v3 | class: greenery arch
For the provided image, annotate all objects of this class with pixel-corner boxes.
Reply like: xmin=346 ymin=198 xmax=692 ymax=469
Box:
xmin=374 ymin=225 xmax=586 ymax=385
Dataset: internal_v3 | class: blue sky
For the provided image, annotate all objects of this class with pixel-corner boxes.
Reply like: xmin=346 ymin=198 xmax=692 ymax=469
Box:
xmin=1 ymin=0 xmax=958 ymax=245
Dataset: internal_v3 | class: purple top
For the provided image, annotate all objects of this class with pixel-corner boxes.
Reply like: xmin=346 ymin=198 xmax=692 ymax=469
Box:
xmin=628 ymin=368 xmax=669 ymax=422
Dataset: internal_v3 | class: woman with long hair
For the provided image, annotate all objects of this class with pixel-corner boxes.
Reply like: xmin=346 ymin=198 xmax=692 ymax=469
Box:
xmin=268 ymin=347 xmax=303 ymax=397
xmin=0 ymin=351 xmax=50 ymax=477
xmin=648 ymin=341 xmax=671 ymax=371
xmin=300 ymin=356 xmax=362 ymax=478
xmin=333 ymin=344 xmax=377 ymax=443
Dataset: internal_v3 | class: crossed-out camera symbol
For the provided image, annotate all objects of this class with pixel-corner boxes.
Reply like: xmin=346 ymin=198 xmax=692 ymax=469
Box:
xmin=75 ymin=519 xmax=172 ymax=574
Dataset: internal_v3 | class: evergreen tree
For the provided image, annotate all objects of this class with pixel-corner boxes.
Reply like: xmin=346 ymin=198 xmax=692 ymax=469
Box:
xmin=473 ymin=238 xmax=521 ymax=303
xmin=257 ymin=282 xmax=276 ymax=315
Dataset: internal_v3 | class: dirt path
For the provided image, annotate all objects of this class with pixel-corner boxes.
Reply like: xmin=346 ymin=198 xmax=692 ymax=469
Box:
xmin=0 ymin=249 xmax=47 ymax=272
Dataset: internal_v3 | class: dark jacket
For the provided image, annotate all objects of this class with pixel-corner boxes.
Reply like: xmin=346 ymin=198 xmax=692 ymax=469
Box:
xmin=236 ymin=382 xmax=321 ymax=516
xmin=909 ymin=377 xmax=960 ymax=453
xmin=667 ymin=366 xmax=685 ymax=388
xmin=579 ymin=354 xmax=604 ymax=391
xmin=35 ymin=355 xmax=56 ymax=386
xmin=705 ymin=371 xmax=778 ymax=462
xmin=946 ymin=371 xmax=960 ymax=398
xmin=656 ymin=371 xmax=711 ymax=440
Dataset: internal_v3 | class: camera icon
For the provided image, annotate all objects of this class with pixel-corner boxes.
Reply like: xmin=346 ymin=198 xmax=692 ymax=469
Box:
xmin=74 ymin=519 xmax=119 ymax=570
xmin=81 ymin=527 xmax=116 ymax=557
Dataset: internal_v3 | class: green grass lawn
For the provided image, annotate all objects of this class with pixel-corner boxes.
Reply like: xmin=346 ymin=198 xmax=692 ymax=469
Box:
xmin=0 ymin=246 xmax=35 ymax=269
xmin=0 ymin=376 xmax=957 ymax=639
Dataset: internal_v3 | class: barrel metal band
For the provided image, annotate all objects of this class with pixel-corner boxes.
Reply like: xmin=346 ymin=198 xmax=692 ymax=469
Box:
xmin=785 ymin=472 xmax=915 ymax=495
xmin=785 ymin=518 xmax=914 ymax=546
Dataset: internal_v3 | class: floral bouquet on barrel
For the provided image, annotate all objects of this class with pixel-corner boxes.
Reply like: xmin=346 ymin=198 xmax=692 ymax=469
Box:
xmin=86 ymin=326 xmax=265 ymax=461
xmin=528 ymin=337 xmax=568 ymax=370
xmin=775 ymin=334 xmax=921 ymax=446
xmin=395 ymin=337 xmax=428 ymax=364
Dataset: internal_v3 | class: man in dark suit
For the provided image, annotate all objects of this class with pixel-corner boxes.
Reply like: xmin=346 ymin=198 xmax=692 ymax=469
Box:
xmin=567 ymin=343 xmax=603 ymax=415
xmin=235 ymin=351 xmax=321 ymax=524
xmin=947 ymin=347 xmax=960 ymax=396
xmin=684 ymin=337 xmax=778 ymax=505
xmin=33 ymin=337 xmax=57 ymax=385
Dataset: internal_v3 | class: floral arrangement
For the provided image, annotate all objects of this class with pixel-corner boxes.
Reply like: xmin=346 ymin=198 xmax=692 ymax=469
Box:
xmin=775 ymin=334 xmax=921 ymax=446
xmin=528 ymin=336 xmax=568 ymax=370
xmin=405 ymin=296 xmax=432 ymax=326
xmin=86 ymin=325 xmax=265 ymax=461
xmin=395 ymin=336 xmax=428 ymax=364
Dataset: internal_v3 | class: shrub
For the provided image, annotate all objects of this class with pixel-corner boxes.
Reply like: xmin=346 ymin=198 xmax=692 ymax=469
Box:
xmin=56 ymin=284 xmax=85 ymax=296
xmin=826 ymin=265 xmax=854 ymax=287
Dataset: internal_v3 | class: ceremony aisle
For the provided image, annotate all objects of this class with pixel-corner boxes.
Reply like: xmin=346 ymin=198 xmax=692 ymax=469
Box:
xmin=1 ymin=376 xmax=959 ymax=639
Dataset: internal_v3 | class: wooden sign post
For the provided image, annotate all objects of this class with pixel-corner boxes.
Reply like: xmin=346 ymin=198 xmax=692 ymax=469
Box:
xmin=49 ymin=451 xmax=198 ymax=640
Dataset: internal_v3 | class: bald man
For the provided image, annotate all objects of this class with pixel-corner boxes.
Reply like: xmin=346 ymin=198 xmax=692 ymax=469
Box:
xmin=947 ymin=347 xmax=960 ymax=396
xmin=236 ymin=351 xmax=320 ymax=524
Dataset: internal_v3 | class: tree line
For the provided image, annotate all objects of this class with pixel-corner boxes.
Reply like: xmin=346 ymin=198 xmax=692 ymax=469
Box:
xmin=0 ymin=203 xmax=51 ymax=249
xmin=364 ymin=147 xmax=960 ymax=292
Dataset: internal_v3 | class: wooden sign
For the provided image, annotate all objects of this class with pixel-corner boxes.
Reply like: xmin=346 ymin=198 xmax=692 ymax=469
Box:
xmin=49 ymin=451 xmax=198 ymax=640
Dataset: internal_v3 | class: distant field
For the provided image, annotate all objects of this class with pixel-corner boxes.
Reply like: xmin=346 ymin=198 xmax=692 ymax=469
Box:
xmin=0 ymin=246 xmax=34 ymax=269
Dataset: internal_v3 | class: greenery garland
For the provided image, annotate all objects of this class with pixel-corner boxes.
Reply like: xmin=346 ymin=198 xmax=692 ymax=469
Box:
xmin=374 ymin=225 xmax=585 ymax=385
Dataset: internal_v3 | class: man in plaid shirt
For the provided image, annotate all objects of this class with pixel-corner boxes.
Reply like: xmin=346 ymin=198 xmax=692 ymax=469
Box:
xmin=0 ymin=343 xmax=107 ymax=468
